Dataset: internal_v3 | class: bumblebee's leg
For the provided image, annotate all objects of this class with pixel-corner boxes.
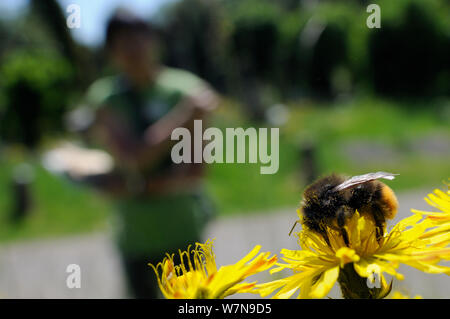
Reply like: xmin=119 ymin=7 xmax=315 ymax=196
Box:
xmin=321 ymin=229 xmax=332 ymax=248
xmin=316 ymin=224 xmax=332 ymax=247
xmin=371 ymin=205 xmax=386 ymax=242
xmin=336 ymin=207 xmax=351 ymax=246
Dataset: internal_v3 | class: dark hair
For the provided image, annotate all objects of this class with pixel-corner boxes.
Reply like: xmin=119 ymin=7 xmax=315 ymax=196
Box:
xmin=105 ymin=9 xmax=157 ymax=49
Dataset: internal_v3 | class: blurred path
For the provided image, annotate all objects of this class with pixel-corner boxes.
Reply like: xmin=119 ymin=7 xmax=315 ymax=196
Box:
xmin=0 ymin=233 xmax=125 ymax=298
xmin=0 ymin=188 xmax=448 ymax=298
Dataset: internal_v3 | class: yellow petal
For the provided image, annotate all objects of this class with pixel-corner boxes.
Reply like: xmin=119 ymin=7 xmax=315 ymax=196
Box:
xmin=336 ymin=247 xmax=360 ymax=268
xmin=309 ymin=266 xmax=340 ymax=299
xmin=254 ymin=278 xmax=290 ymax=298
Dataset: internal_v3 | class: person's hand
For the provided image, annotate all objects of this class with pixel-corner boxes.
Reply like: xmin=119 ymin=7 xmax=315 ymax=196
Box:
xmin=143 ymin=87 xmax=219 ymax=146
xmin=146 ymin=164 xmax=204 ymax=195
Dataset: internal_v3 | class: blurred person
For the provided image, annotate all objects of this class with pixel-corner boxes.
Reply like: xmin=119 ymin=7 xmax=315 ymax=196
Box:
xmin=82 ymin=9 xmax=218 ymax=298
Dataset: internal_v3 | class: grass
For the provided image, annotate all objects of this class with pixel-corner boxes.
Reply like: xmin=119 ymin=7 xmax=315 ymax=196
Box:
xmin=0 ymin=149 xmax=110 ymax=243
xmin=0 ymin=96 xmax=448 ymax=243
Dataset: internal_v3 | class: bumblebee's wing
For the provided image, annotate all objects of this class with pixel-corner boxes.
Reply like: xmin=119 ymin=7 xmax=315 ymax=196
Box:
xmin=333 ymin=172 xmax=398 ymax=192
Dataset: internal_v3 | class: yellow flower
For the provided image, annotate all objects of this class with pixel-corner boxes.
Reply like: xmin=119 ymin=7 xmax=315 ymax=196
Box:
xmin=412 ymin=187 xmax=450 ymax=226
xmin=150 ymin=239 xmax=277 ymax=299
xmin=255 ymin=199 xmax=450 ymax=299
xmin=390 ymin=291 xmax=422 ymax=299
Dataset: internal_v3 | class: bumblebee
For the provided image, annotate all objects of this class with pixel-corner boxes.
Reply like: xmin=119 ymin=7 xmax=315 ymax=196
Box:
xmin=292 ymin=172 xmax=399 ymax=246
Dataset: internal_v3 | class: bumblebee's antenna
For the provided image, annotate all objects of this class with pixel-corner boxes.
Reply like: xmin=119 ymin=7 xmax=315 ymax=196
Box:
xmin=289 ymin=220 xmax=299 ymax=236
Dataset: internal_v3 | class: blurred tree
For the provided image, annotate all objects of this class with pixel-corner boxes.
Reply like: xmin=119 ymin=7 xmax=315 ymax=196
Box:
xmin=0 ymin=20 xmax=11 ymax=58
xmin=31 ymin=0 xmax=96 ymax=89
xmin=229 ymin=1 xmax=280 ymax=84
xmin=278 ymin=0 xmax=302 ymax=11
xmin=160 ymin=0 xmax=229 ymax=92
xmin=0 ymin=50 xmax=74 ymax=149
xmin=0 ymin=0 xmax=103 ymax=150
xmin=367 ymin=0 xmax=450 ymax=97
xmin=306 ymin=3 xmax=363 ymax=99
xmin=227 ymin=0 xmax=282 ymax=120
xmin=307 ymin=23 xmax=348 ymax=99
xmin=31 ymin=0 xmax=78 ymax=66
xmin=274 ymin=10 xmax=309 ymax=100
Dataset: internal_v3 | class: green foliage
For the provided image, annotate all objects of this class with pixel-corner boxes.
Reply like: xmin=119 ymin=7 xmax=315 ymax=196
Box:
xmin=0 ymin=50 xmax=75 ymax=147
xmin=302 ymin=3 xmax=359 ymax=98
xmin=271 ymin=9 xmax=310 ymax=98
xmin=228 ymin=0 xmax=282 ymax=80
xmin=365 ymin=0 xmax=450 ymax=97
xmin=159 ymin=0 xmax=229 ymax=91
xmin=2 ymin=49 xmax=72 ymax=100
xmin=160 ymin=0 xmax=449 ymax=101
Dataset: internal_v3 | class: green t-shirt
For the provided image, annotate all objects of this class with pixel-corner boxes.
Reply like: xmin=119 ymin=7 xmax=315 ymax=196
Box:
xmin=86 ymin=66 xmax=205 ymax=136
xmin=86 ymin=67 xmax=213 ymax=257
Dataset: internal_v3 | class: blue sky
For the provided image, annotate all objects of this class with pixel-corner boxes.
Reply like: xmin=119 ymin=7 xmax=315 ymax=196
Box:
xmin=0 ymin=0 xmax=177 ymax=47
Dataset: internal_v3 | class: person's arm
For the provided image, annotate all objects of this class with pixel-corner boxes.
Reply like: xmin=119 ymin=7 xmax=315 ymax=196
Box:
xmin=90 ymin=86 xmax=219 ymax=171
xmin=90 ymin=107 xmax=146 ymax=169
xmin=129 ymin=86 xmax=219 ymax=170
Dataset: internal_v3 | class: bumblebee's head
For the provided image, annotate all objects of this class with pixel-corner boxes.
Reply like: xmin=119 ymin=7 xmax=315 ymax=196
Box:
xmin=301 ymin=174 xmax=347 ymax=221
xmin=304 ymin=174 xmax=345 ymax=203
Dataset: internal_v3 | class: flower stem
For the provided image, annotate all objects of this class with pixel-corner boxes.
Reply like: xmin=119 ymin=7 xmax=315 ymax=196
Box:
xmin=337 ymin=263 xmax=391 ymax=299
